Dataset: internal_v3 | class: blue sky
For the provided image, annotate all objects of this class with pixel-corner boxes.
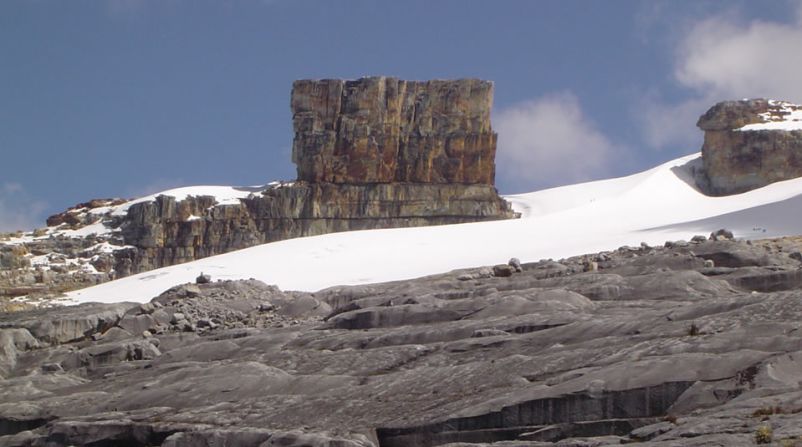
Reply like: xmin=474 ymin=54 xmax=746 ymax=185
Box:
xmin=2 ymin=0 xmax=802 ymax=231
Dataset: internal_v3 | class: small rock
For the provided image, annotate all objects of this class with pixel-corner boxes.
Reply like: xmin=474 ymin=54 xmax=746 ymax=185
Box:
xmin=640 ymin=242 xmax=651 ymax=250
xmin=142 ymin=330 xmax=152 ymax=338
xmin=703 ymin=259 xmax=715 ymax=268
xmin=492 ymin=264 xmax=514 ymax=277
xmin=258 ymin=303 xmax=275 ymax=312
xmin=508 ymin=257 xmax=522 ymax=272
xmin=476 ymin=266 xmax=494 ymax=278
xmin=472 ymin=329 xmax=509 ymax=338
xmin=583 ymin=260 xmax=598 ymax=272
xmin=789 ymin=251 xmax=802 ymax=262
xmin=182 ymin=284 xmax=201 ymax=298
xmin=710 ymin=228 xmax=734 ymax=241
xmin=665 ymin=240 xmax=690 ymax=249
xmin=456 ymin=273 xmax=473 ymax=281
xmin=41 ymin=363 xmax=63 ymax=373
xmin=196 ymin=273 xmax=212 ymax=284
xmin=138 ymin=302 xmax=155 ymax=314
xmin=170 ymin=313 xmax=185 ymax=324
xmin=691 ymin=235 xmax=708 ymax=243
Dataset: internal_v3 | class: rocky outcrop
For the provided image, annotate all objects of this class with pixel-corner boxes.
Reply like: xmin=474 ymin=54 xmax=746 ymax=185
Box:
xmin=4 ymin=236 xmax=802 ymax=446
xmin=0 ymin=78 xmax=515 ymax=297
xmin=118 ymin=182 xmax=513 ymax=273
xmin=697 ymin=99 xmax=802 ymax=195
xmin=45 ymin=199 xmax=127 ymax=228
xmin=291 ymin=77 xmax=497 ymax=184
xmin=114 ymin=77 xmax=514 ymax=274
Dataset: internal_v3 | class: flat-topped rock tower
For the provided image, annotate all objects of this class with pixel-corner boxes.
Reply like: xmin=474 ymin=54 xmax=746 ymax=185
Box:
xmin=697 ymin=98 xmax=802 ymax=195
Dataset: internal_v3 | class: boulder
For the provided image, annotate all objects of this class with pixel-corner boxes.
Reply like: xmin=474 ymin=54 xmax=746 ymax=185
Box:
xmin=697 ymin=99 xmax=802 ymax=195
xmin=195 ymin=273 xmax=211 ymax=284
xmin=493 ymin=264 xmax=514 ymax=277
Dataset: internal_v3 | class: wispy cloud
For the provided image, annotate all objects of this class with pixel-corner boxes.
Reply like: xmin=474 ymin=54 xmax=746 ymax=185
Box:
xmin=0 ymin=183 xmax=48 ymax=232
xmin=640 ymin=4 xmax=802 ymax=151
xmin=494 ymin=92 xmax=618 ymax=193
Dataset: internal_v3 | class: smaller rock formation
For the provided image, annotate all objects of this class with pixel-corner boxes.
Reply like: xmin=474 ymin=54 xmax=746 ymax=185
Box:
xmin=697 ymin=99 xmax=802 ymax=195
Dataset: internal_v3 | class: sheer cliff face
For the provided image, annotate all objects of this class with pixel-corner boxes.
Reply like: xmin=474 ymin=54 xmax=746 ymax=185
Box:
xmin=697 ymin=99 xmax=802 ymax=195
xmin=291 ymin=77 xmax=497 ymax=185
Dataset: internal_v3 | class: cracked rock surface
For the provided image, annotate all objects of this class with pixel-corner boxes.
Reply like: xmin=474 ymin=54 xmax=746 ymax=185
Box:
xmin=3 ymin=237 xmax=802 ymax=446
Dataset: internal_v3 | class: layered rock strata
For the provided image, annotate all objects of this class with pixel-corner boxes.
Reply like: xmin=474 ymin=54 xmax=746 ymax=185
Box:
xmin=697 ymin=99 xmax=802 ymax=195
xmin=117 ymin=182 xmax=513 ymax=274
xmin=291 ymin=77 xmax=497 ymax=184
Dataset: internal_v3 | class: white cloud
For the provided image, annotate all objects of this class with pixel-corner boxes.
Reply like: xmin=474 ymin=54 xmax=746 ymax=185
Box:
xmin=495 ymin=92 xmax=616 ymax=193
xmin=0 ymin=183 xmax=47 ymax=233
xmin=676 ymin=15 xmax=802 ymax=101
xmin=637 ymin=94 xmax=709 ymax=152
xmin=641 ymin=5 xmax=802 ymax=150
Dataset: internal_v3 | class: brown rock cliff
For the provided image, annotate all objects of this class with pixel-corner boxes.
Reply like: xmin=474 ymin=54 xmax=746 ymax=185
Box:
xmin=697 ymin=99 xmax=802 ymax=195
xmin=292 ymin=77 xmax=497 ymax=184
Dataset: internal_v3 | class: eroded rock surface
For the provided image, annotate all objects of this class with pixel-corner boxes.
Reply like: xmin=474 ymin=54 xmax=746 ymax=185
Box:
xmin=292 ymin=77 xmax=497 ymax=184
xmin=697 ymin=99 xmax=802 ymax=195
xmin=4 ymin=236 xmax=802 ymax=446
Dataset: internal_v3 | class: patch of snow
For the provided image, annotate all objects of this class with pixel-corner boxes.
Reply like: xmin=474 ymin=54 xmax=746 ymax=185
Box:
xmin=79 ymin=263 xmax=100 ymax=274
xmin=30 ymin=255 xmax=52 ymax=267
xmin=2 ymin=235 xmax=35 ymax=246
xmin=82 ymin=242 xmax=125 ymax=254
xmin=87 ymin=206 xmax=114 ymax=215
xmin=738 ymin=100 xmax=802 ymax=131
xmin=186 ymin=215 xmax=201 ymax=222
xmin=65 ymin=152 xmax=802 ymax=305
xmin=53 ymin=221 xmax=114 ymax=238
xmin=111 ymin=185 xmax=262 ymax=216
xmin=267 ymin=181 xmax=295 ymax=189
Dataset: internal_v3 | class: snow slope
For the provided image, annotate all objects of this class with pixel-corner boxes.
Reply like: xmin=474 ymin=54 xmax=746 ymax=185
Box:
xmin=64 ymin=153 xmax=802 ymax=304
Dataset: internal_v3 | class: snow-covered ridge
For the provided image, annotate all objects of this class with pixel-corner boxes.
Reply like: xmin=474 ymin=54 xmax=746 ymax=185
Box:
xmin=1 ymin=185 xmax=269 ymax=290
xmin=64 ymin=152 xmax=802 ymax=305
xmin=110 ymin=185 xmax=265 ymax=216
xmin=738 ymin=99 xmax=802 ymax=131
xmin=2 ymin=185 xmax=267 ymax=245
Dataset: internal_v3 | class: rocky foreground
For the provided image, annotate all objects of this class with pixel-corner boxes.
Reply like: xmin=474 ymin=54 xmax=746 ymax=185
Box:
xmin=3 ymin=235 xmax=802 ymax=446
